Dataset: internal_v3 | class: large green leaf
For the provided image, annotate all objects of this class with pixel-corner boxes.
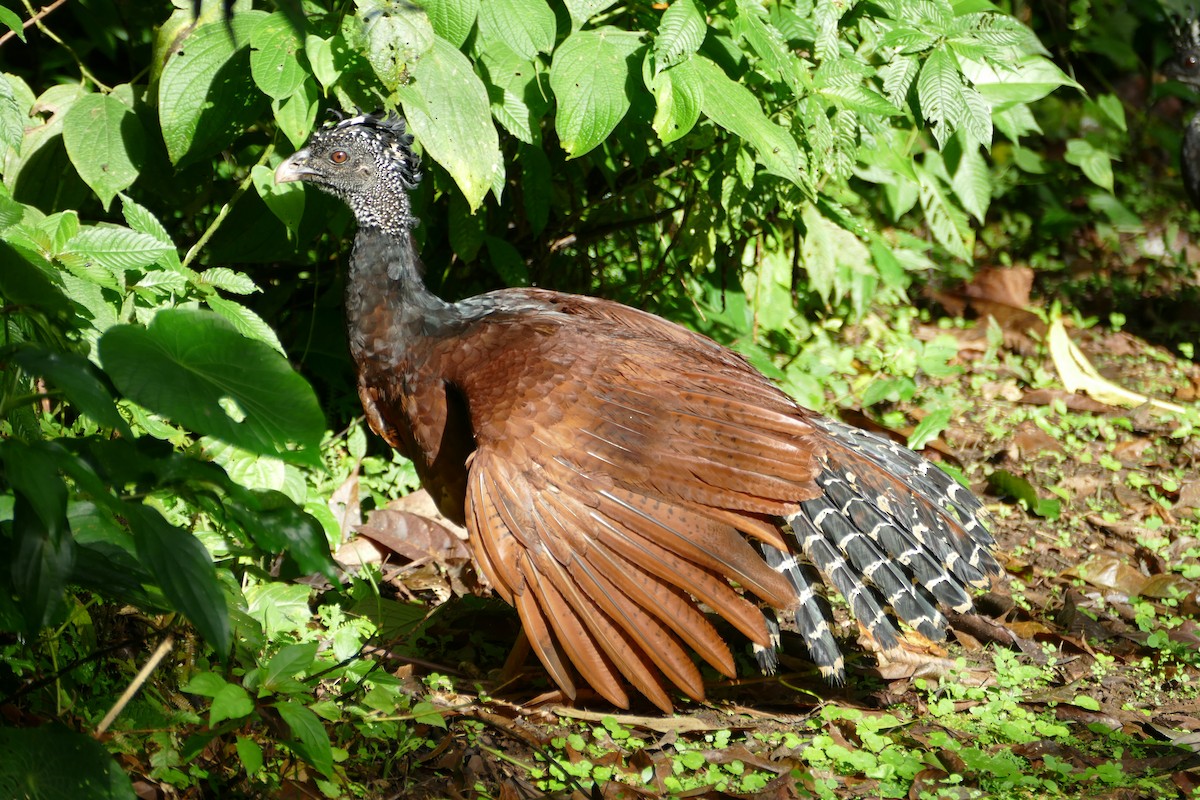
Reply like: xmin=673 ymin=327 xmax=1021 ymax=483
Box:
xmin=650 ymin=60 xmax=702 ymax=144
xmin=688 ymin=56 xmax=806 ymax=187
xmin=421 ymin=0 xmax=480 ymax=47
xmin=549 ymin=28 xmax=643 ymax=158
xmin=276 ymin=700 xmax=335 ymax=777
xmin=350 ymin=0 xmax=435 ymax=91
xmin=59 ymin=226 xmax=175 ymax=282
xmin=0 ymin=725 xmax=135 ymax=800
xmin=125 ymin=502 xmax=232 ymax=652
xmin=655 ymin=0 xmax=705 ymax=70
xmin=250 ymin=12 xmax=307 ymax=100
xmin=61 ymin=93 xmax=145 ymax=210
xmin=98 ymin=309 xmax=324 ymax=467
xmin=158 ymin=12 xmax=268 ymax=166
xmin=4 ymin=442 xmax=73 ymax=634
xmin=916 ymin=47 xmax=966 ymax=149
xmin=11 ymin=345 xmax=132 ymax=438
xmin=476 ymin=0 xmax=555 ymax=60
xmin=398 ymin=36 xmax=501 ymax=211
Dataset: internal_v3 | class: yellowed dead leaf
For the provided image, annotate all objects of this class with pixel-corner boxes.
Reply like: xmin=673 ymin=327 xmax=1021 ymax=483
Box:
xmin=1047 ymin=318 xmax=1189 ymax=415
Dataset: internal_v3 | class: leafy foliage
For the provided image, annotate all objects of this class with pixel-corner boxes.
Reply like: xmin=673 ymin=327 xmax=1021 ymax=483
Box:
xmin=1 ymin=0 xmax=1182 ymax=796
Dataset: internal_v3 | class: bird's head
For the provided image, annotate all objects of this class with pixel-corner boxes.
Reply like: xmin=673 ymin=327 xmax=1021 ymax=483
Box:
xmin=1167 ymin=15 xmax=1200 ymax=86
xmin=274 ymin=113 xmax=421 ymax=235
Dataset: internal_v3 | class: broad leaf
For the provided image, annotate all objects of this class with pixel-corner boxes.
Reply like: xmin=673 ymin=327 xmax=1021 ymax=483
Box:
xmin=250 ymin=12 xmax=307 ymax=100
xmin=61 ymin=93 xmax=145 ymax=210
xmin=650 ymin=61 xmax=702 ymax=144
xmin=59 ymin=226 xmax=175 ymax=279
xmin=276 ymin=700 xmax=335 ymax=777
xmin=158 ymin=13 xmax=268 ymax=166
xmin=655 ymin=0 xmax=706 ymax=70
xmin=98 ymin=309 xmax=324 ymax=466
xmin=421 ymin=0 xmax=480 ymax=47
xmin=0 ymin=725 xmax=136 ymax=800
xmin=126 ymin=502 xmax=232 ymax=652
xmin=476 ymin=0 xmax=555 ymax=60
xmin=398 ymin=36 xmax=501 ymax=211
xmin=689 ymin=56 xmax=806 ymax=187
xmin=11 ymin=346 xmax=132 ymax=438
xmin=550 ymin=28 xmax=642 ymax=158
xmin=350 ymin=0 xmax=435 ymax=91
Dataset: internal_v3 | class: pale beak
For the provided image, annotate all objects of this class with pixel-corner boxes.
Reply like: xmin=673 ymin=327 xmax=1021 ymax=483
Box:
xmin=274 ymin=148 xmax=313 ymax=184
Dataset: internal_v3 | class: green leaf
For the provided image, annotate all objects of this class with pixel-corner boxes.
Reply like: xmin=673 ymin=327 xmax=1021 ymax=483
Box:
xmin=275 ymin=700 xmax=335 ymax=777
xmin=1064 ymin=139 xmax=1113 ymax=193
xmin=0 ymin=7 xmax=25 ymax=42
xmin=907 ymin=406 xmax=952 ymax=450
xmin=950 ymin=140 xmax=991 ymax=223
xmin=59 ymin=226 xmax=175 ymax=278
xmin=448 ymin=191 xmax=485 ymax=262
xmin=206 ymin=295 xmax=286 ymax=354
xmin=732 ymin=0 xmax=800 ymax=95
xmin=689 ymin=56 xmax=806 ymax=187
xmin=916 ymin=47 xmax=967 ymax=149
xmin=350 ymin=0 xmax=435 ymax=91
xmin=987 ymin=469 xmax=1061 ymax=520
xmin=158 ymin=13 xmax=268 ymax=166
xmin=421 ymin=0 xmax=480 ymax=47
xmin=227 ymin=489 xmax=335 ymax=579
xmin=0 ymin=241 xmax=73 ymax=318
xmin=476 ymin=0 xmax=555 ymax=60
xmin=236 ymin=736 xmax=264 ymax=775
xmin=520 ymin=144 xmax=551 ymax=235
xmin=98 ymin=309 xmax=324 ymax=466
xmin=0 ymin=74 xmax=24 ymax=154
xmin=250 ymin=12 xmax=306 ymax=100
xmin=484 ymin=235 xmax=529 ymax=286
xmin=11 ymin=345 xmax=132 ymax=438
xmin=120 ymin=195 xmax=181 ymax=269
xmin=0 ymin=725 xmax=136 ymax=800
xmin=253 ymin=162 xmax=306 ymax=235
xmin=304 ymin=35 xmax=342 ymax=90
xmin=265 ymin=642 xmax=319 ymax=690
xmin=274 ymin=77 xmax=319 ymax=149
xmin=126 ymin=502 xmax=232 ymax=652
xmin=182 ymin=671 xmax=227 ymax=697
xmin=650 ymin=60 xmax=702 ymax=144
xmin=564 ymin=0 xmax=616 ymax=28
xmin=961 ymin=54 xmax=1078 ymax=109
xmin=61 ymin=94 xmax=145 ymax=211
xmin=398 ymin=36 xmax=502 ymax=211
xmin=4 ymin=441 xmax=73 ymax=634
xmin=210 ymin=682 xmax=254 ymax=725
xmin=198 ymin=267 xmax=259 ymax=295
xmin=916 ymin=163 xmax=973 ymax=261
xmin=550 ymin=28 xmax=643 ymax=158
xmin=655 ymin=0 xmax=706 ymax=69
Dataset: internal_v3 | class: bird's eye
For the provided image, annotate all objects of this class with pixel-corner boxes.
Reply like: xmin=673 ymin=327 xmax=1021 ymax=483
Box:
xmin=1189 ymin=55 xmax=1199 ymax=69
xmin=331 ymin=150 xmax=349 ymax=164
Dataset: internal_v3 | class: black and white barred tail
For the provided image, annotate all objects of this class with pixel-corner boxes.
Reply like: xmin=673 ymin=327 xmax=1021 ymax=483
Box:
xmin=760 ymin=417 xmax=998 ymax=680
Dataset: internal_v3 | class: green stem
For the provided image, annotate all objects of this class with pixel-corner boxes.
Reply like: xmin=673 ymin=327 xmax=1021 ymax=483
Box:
xmin=182 ymin=143 xmax=275 ymax=269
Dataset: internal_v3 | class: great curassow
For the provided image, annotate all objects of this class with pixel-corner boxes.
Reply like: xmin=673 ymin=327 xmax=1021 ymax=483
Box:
xmin=1167 ymin=15 xmax=1200 ymax=209
xmin=275 ymin=114 xmax=1004 ymax=712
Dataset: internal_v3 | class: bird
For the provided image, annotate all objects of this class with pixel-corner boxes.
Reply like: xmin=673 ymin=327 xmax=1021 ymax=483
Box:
xmin=274 ymin=113 xmax=1004 ymax=712
xmin=1166 ymin=14 xmax=1200 ymax=209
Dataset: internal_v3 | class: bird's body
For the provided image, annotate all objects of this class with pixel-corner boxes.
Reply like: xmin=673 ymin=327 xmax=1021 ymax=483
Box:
xmin=1167 ymin=16 xmax=1200 ymax=208
xmin=277 ymin=115 xmax=1002 ymax=711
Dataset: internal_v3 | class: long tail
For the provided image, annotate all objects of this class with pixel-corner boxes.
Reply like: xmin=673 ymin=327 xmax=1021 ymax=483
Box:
xmin=767 ymin=417 xmax=999 ymax=680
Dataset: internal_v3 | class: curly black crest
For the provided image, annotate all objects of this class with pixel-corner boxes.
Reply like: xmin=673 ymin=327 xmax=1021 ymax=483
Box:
xmin=1172 ymin=14 xmax=1200 ymax=52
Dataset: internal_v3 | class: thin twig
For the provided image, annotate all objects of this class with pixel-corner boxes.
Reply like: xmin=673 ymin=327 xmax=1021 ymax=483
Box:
xmin=96 ymin=635 xmax=175 ymax=734
xmin=19 ymin=0 xmax=109 ymax=90
xmin=0 ymin=0 xmax=66 ymax=47
xmin=182 ymin=143 xmax=275 ymax=269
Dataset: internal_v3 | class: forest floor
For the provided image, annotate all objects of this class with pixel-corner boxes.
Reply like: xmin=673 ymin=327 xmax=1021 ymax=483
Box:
xmin=336 ymin=266 xmax=1200 ymax=799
